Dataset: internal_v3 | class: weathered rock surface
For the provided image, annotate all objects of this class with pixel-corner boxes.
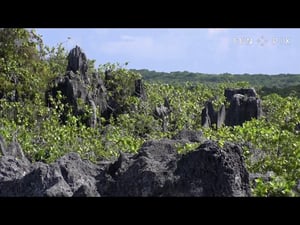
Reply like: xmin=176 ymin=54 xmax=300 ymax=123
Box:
xmin=46 ymin=46 xmax=146 ymax=127
xmin=66 ymin=45 xmax=88 ymax=78
xmin=98 ymin=139 xmax=180 ymax=196
xmin=174 ymin=141 xmax=251 ymax=196
xmin=0 ymin=135 xmax=251 ymax=197
xmin=225 ymin=92 xmax=262 ymax=126
xmin=45 ymin=67 xmax=108 ymax=127
xmin=0 ymin=152 xmax=103 ymax=197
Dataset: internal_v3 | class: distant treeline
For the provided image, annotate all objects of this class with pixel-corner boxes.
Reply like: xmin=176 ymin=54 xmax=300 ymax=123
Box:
xmin=132 ymin=69 xmax=300 ymax=97
xmin=259 ymin=85 xmax=300 ymax=97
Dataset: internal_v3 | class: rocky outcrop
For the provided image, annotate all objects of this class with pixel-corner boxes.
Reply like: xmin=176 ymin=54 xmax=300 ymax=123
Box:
xmin=153 ymin=97 xmax=172 ymax=132
xmin=46 ymin=46 xmax=146 ymax=127
xmin=201 ymin=101 xmax=226 ymax=129
xmin=66 ymin=46 xmax=88 ymax=78
xmin=0 ymin=135 xmax=251 ymax=197
xmin=225 ymin=92 xmax=262 ymax=126
xmin=201 ymin=88 xmax=262 ymax=128
xmin=0 ymin=138 xmax=103 ymax=197
xmin=45 ymin=46 xmax=108 ymax=127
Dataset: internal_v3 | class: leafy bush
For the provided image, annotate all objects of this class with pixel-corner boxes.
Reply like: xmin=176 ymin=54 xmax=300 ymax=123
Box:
xmin=1 ymin=28 xmax=300 ymax=196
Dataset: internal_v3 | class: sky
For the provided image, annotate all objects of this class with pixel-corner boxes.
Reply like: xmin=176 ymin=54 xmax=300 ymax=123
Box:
xmin=35 ymin=28 xmax=300 ymax=75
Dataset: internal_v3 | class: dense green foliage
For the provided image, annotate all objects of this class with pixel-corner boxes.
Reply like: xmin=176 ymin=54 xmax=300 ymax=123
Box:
xmin=1 ymin=28 xmax=300 ymax=196
xmin=133 ymin=69 xmax=300 ymax=95
xmin=203 ymin=94 xmax=300 ymax=196
xmin=0 ymin=29 xmax=68 ymax=101
xmin=260 ymin=84 xmax=300 ymax=98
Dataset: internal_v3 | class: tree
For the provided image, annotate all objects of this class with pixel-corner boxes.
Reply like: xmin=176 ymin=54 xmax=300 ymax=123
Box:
xmin=0 ymin=28 xmax=59 ymax=101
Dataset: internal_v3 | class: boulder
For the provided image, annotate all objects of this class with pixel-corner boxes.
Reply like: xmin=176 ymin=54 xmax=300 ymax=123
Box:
xmin=56 ymin=152 xmax=101 ymax=196
xmin=174 ymin=141 xmax=251 ymax=196
xmin=0 ymin=136 xmax=104 ymax=196
xmin=18 ymin=162 xmax=74 ymax=197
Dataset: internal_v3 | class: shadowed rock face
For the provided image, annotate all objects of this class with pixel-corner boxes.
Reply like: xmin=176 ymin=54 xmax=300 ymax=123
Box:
xmin=100 ymin=139 xmax=250 ymax=197
xmin=67 ymin=45 xmax=88 ymax=78
xmin=0 ymin=135 xmax=251 ymax=197
xmin=45 ymin=70 xmax=108 ymax=127
xmin=174 ymin=141 xmax=250 ymax=196
xmin=201 ymin=101 xmax=226 ymax=129
xmin=45 ymin=46 xmax=108 ymax=128
xmin=225 ymin=94 xmax=262 ymax=126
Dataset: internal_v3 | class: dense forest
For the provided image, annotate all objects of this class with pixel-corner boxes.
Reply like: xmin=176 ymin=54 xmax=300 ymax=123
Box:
xmin=1 ymin=28 xmax=300 ymax=196
xmin=133 ymin=69 xmax=300 ymax=97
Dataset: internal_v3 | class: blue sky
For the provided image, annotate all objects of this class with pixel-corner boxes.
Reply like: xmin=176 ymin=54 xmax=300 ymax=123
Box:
xmin=35 ymin=28 xmax=300 ymax=75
